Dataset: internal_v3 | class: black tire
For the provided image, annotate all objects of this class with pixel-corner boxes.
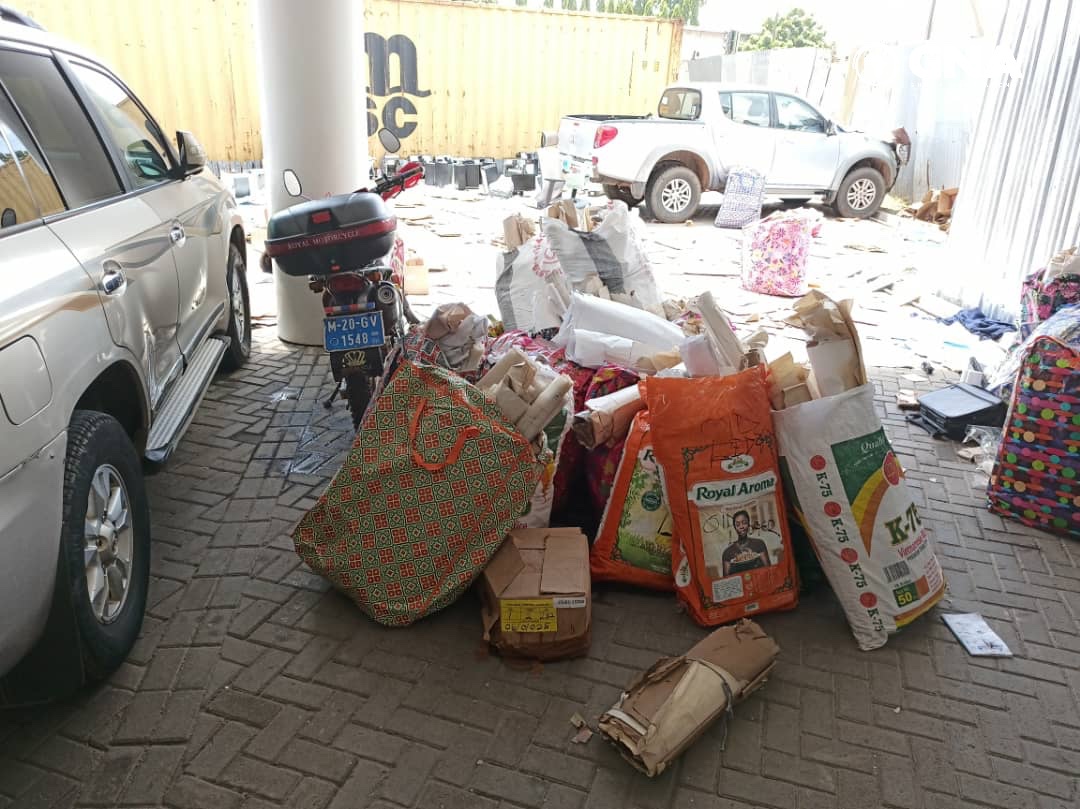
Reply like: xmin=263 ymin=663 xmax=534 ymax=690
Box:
xmin=345 ymin=374 xmax=373 ymax=430
xmin=834 ymin=167 xmax=885 ymax=218
xmin=61 ymin=412 xmax=150 ymax=682
xmin=221 ymin=242 xmax=252 ymax=371
xmin=603 ymin=184 xmax=642 ymax=209
xmin=646 ymin=165 xmax=701 ymax=224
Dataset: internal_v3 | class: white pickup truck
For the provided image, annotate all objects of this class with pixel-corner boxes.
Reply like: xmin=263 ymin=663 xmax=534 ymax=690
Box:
xmin=558 ymin=82 xmax=909 ymax=223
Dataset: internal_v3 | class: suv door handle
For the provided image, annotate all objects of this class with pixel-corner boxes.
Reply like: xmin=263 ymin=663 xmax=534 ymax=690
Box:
xmin=102 ymin=268 xmax=126 ymax=295
xmin=169 ymin=224 xmax=186 ymax=247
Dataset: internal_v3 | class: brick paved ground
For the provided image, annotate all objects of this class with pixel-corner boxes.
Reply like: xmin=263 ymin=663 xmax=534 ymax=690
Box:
xmin=1 ymin=325 xmax=1079 ymax=809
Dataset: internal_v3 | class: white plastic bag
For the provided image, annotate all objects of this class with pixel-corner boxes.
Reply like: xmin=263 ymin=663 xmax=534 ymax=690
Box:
xmin=774 ymin=384 xmax=946 ymax=650
xmin=495 ymin=235 xmax=570 ymax=333
xmin=544 ymin=202 xmax=664 ymax=317
xmin=554 ymin=294 xmax=685 ymax=370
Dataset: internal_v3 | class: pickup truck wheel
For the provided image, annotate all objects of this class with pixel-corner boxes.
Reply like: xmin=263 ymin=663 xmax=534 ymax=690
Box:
xmin=647 ymin=166 xmax=700 ymax=224
xmin=221 ymin=243 xmax=252 ymax=371
xmin=835 ymin=167 xmax=885 ymax=218
xmin=603 ymin=185 xmax=642 ymax=209
xmin=61 ymin=412 xmax=150 ymax=682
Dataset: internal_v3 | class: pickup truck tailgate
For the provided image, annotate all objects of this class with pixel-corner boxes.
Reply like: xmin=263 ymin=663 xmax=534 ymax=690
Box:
xmin=559 ymin=117 xmax=601 ymax=160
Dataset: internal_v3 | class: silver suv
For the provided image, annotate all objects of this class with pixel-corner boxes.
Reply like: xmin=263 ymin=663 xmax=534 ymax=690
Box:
xmin=0 ymin=13 xmax=251 ymax=701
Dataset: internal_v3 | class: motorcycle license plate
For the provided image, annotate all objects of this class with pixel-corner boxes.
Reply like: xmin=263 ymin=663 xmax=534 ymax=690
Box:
xmin=323 ymin=312 xmax=385 ymax=352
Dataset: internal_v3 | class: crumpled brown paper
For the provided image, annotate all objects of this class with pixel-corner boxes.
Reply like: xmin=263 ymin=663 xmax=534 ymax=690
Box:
xmin=598 ymin=619 xmax=780 ymax=777
xmin=785 ymin=290 xmax=866 ymax=397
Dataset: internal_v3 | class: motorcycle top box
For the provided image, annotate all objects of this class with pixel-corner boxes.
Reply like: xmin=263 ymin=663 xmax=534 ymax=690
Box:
xmin=265 ymin=191 xmax=397 ymax=277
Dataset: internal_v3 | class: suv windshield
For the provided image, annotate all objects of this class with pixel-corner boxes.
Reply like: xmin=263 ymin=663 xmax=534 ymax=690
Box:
xmin=658 ymin=88 xmax=701 ymax=121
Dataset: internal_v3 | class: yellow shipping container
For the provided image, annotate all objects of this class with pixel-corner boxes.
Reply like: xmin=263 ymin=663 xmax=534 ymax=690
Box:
xmin=17 ymin=0 xmax=681 ymax=161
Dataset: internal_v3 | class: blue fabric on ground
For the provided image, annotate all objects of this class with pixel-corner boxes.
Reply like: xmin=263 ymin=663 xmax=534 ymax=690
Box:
xmin=941 ymin=307 xmax=1018 ymax=340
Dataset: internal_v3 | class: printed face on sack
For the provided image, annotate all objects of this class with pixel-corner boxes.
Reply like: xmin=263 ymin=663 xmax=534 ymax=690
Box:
xmin=701 ymin=506 xmax=784 ymax=578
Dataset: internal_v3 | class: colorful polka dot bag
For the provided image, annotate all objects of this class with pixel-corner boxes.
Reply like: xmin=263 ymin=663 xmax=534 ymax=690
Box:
xmin=989 ymin=336 xmax=1080 ymax=537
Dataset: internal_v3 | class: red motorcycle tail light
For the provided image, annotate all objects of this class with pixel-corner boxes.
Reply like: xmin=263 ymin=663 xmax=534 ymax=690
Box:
xmin=326 ymin=274 xmax=368 ymax=294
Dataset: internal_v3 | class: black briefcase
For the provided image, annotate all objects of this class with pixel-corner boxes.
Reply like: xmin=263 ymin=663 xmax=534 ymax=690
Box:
xmin=907 ymin=383 xmax=1006 ymax=441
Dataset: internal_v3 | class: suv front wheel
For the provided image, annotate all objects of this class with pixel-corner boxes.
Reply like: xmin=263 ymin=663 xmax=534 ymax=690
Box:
xmin=61 ymin=411 xmax=151 ymax=682
xmin=835 ymin=167 xmax=885 ymax=218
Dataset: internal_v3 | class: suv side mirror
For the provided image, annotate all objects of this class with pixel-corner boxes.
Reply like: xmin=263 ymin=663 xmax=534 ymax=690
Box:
xmin=176 ymin=130 xmax=206 ymax=176
xmin=825 ymin=119 xmax=837 ymax=136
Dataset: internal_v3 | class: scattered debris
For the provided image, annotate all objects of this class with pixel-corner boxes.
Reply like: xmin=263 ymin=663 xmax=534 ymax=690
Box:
xmin=942 ymin=613 xmax=1013 ymax=657
xmin=911 ymin=294 xmax=958 ymax=320
xmin=956 ymin=446 xmax=981 ymax=462
xmin=572 ymin=726 xmax=594 ymax=744
xmin=905 ymin=187 xmax=959 ymax=231
xmin=896 ymin=389 xmax=919 ymax=410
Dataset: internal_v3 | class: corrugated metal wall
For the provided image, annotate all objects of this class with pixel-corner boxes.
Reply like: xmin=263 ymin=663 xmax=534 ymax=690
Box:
xmin=687 ymin=48 xmax=835 ymax=107
xmin=17 ymin=0 xmax=681 ymax=161
xmin=841 ymin=43 xmax=987 ymax=203
xmin=941 ymin=0 xmax=1080 ymax=317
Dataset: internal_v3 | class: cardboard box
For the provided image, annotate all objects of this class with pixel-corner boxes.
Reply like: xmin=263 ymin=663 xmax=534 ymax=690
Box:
xmin=503 ymin=213 xmax=536 ymax=250
xmin=546 ymin=199 xmax=579 ymax=229
xmin=479 ymin=528 xmax=591 ymax=660
xmin=598 ymin=620 xmax=780 ymax=777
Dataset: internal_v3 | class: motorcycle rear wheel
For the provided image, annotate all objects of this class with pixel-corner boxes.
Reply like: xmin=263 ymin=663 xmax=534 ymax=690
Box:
xmin=344 ymin=375 xmax=373 ymax=431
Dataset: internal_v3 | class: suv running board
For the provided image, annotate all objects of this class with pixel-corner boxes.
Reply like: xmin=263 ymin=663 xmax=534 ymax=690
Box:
xmin=144 ymin=336 xmax=229 ymax=466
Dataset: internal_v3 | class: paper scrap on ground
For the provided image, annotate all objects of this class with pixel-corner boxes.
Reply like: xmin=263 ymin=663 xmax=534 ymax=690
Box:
xmin=571 ymin=726 xmax=593 ymax=744
xmin=942 ymin=613 xmax=1013 ymax=657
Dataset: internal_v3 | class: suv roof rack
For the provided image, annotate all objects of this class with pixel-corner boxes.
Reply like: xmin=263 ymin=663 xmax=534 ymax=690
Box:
xmin=0 ymin=6 xmax=44 ymax=30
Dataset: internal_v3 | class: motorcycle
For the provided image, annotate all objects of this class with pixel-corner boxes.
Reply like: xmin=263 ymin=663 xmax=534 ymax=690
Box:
xmin=264 ymin=130 xmax=424 ymax=429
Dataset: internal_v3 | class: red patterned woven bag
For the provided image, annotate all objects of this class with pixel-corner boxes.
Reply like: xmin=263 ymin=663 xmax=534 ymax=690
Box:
xmin=293 ymin=359 xmax=541 ymax=625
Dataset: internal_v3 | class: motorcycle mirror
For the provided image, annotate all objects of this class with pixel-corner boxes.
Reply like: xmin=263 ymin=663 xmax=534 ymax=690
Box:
xmin=378 ymin=128 xmax=401 ymax=155
xmin=282 ymin=169 xmax=303 ymax=197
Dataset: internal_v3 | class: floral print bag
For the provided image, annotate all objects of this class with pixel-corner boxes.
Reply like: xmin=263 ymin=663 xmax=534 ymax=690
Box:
xmin=740 ymin=211 xmax=821 ymax=297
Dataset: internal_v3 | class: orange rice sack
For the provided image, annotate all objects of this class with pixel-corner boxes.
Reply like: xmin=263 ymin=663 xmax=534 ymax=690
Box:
xmin=646 ymin=368 xmax=799 ymax=626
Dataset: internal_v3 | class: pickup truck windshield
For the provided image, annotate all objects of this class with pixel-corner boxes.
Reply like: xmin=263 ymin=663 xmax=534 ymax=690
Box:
xmin=658 ymin=88 xmax=701 ymax=121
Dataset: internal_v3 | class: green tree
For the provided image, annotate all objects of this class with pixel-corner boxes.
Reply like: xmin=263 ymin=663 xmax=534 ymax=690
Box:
xmin=739 ymin=7 xmax=831 ymax=51
xmin=516 ymin=0 xmax=527 ymax=5
xmin=554 ymin=0 xmax=698 ymax=24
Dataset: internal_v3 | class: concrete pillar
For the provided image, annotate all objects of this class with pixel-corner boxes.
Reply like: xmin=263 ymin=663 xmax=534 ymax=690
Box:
xmin=253 ymin=0 xmax=370 ymax=345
